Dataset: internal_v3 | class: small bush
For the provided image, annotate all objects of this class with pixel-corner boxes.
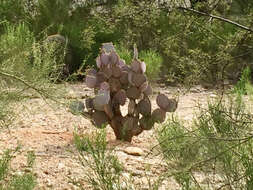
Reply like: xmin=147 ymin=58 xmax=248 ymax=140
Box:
xmin=115 ymin=44 xmax=132 ymax=65
xmin=0 ymin=148 xmax=37 ymax=190
xmin=139 ymin=50 xmax=163 ymax=81
xmin=157 ymin=94 xmax=253 ymax=189
xmin=157 ymin=118 xmax=200 ymax=167
xmin=233 ymin=66 xmax=251 ymax=95
xmin=74 ymin=130 xmax=127 ymax=190
xmin=0 ymin=22 xmax=67 ymax=127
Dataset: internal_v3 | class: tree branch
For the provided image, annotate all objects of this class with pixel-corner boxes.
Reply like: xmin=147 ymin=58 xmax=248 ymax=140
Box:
xmin=178 ymin=7 xmax=253 ymax=33
xmin=0 ymin=70 xmax=50 ymax=99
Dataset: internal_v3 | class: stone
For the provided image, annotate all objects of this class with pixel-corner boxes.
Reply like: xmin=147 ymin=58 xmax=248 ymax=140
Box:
xmin=124 ymin=147 xmax=144 ymax=156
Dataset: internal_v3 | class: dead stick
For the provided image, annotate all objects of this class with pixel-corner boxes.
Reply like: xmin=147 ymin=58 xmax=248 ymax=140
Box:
xmin=178 ymin=7 xmax=253 ymax=33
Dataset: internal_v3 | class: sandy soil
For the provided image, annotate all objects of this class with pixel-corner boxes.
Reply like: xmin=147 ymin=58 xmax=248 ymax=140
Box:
xmin=0 ymin=83 xmax=221 ymax=190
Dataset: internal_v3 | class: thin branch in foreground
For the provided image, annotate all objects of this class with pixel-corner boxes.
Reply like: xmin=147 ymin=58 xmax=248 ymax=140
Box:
xmin=178 ymin=7 xmax=253 ymax=33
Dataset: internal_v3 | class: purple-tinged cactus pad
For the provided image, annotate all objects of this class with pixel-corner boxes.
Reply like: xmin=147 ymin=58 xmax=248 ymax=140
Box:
xmin=132 ymin=73 xmax=147 ymax=87
xmin=100 ymin=82 xmax=110 ymax=91
xmin=139 ymin=117 xmax=155 ymax=130
xmin=152 ymin=108 xmax=166 ymax=123
xmin=96 ymin=72 xmax=107 ymax=86
xmin=120 ymin=71 xmax=129 ymax=85
xmin=137 ymin=97 xmax=151 ymax=116
xmin=100 ymin=52 xmax=110 ymax=66
xmin=128 ymin=100 xmax=136 ymax=115
xmin=83 ymin=43 xmax=178 ymax=142
xmin=118 ymin=59 xmax=126 ymax=68
xmin=102 ymin=66 xmax=113 ymax=79
xmin=166 ymin=98 xmax=178 ymax=112
xmin=131 ymin=60 xmax=142 ymax=73
xmin=104 ymin=103 xmax=114 ymax=119
xmin=143 ymin=84 xmax=153 ymax=96
xmin=101 ymin=42 xmax=115 ymax=53
xmin=112 ymin=65 xmax=122 ymax=78
xmin=109 ymin=51 xmax=119 ymax=65
xmin=139 ymin=81 xmax=148 ymax=92
xmin=126 ymin=86 xmax=141 ymax=99
xmin=114 ymin=89 xmax=127 ymax=106
xmin=156 ymin=93 xmax=178 ymax=112
xmin=128 ymin=71 xmax=134 ymax=85
xmin=93 ymin=90 xmax=110 ymax=111
xmin=85 ymin=75 xmax=97 ymax=88
xmin=92 ymin=111 xmax=109 ymax=128
xmin=109 ymin=78 xmax=121 ymax=92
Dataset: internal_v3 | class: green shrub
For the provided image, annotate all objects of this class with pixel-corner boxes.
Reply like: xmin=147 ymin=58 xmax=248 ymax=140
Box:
xmin=0 ymin=148 xmax=37 ymax=190
xmin=139 ymin=50 xmax=163 ymax=81
xmin=157 ymin=118 xmax=200 ymax=167
xmin=74 ymin=130 xmax=126 ymax=190
xmin=233 ymin=66 xmax=251 ymax=95
xmin=0 ymin=0 xmax=25 ymax=26
xmin=0 ymin=22 xmax=67 ymax=126
xmin=115 ymin=44 xmax=132 ymax=65
xmin=157 ymin=94 xmax=253 ymax=189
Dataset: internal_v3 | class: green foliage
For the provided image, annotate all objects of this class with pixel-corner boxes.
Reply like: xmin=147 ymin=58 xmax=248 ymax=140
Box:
xmin=1 ymin=0 xmax=253 ymax=83
xmin=233 ymin=66 xmax=251 ymax=95
xmin=0 ymin=148 xmax=36 ymax=190
xmin=74 ymin=130 xmax=127 ymax=190
xmin=0 ymin=21 xmax=66 ymax=127
xmin=0 ymin=0 xmax=25 ymax=26
xmin=7 ymin=174 xmax=36 ymax=190
xmin=139 ymin=50 xmax=163 ymax=81
xmin=157 ymin=94 xmax=253 ymax=189
xmin=115 ymin=44 xmax=132 ymax=65
xmin=0 ymin=22 xmax=63 ymax=82
xmin=157 ymin=118 xmax=199 ymax=167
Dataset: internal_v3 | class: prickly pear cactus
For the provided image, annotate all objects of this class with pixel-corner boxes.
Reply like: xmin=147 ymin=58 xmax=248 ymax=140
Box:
xmin=84 ymin=43 xmax=178 ymax=142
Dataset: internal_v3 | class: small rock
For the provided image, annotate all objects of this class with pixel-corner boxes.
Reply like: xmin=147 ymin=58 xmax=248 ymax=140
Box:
xmin=16 ymin=171 xmax=23 ymax=176
xmin=130 ymin=170 xmax=143 ymax=176
xmin=210 ymin=94 xmax=217 ymax=98
xmin=122 ymin=172 xmax=131 ymax=181
xmin=46 ymin=179 xmax=53 ymax=187
xmin=124 ymin=147 xmax=144 ymax=156
xmin=58 ymin=162 xmax=65 ymax=170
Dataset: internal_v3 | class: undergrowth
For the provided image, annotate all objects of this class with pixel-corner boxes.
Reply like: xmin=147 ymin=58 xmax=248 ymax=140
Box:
xmin=73 ymin=130 xmax=133 ymax=190
xmin=0 ymin=147 xmax=36 ymax=190
xmin=157 ymin=93 xmax=253 ymax=189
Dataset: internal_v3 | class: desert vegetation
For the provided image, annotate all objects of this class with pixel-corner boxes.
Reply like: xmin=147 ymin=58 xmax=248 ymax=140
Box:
xmin=1 ymin=0 xmax=253 ymax=189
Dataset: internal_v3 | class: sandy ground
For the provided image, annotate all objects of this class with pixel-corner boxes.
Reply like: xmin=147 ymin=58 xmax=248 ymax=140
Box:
xmin=0 ymin=83 xmax=221 ymax=190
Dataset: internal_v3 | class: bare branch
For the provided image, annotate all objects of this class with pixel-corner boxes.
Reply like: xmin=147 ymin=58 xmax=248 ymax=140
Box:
xmin=178 ymin=7 xmax=253 ymax=33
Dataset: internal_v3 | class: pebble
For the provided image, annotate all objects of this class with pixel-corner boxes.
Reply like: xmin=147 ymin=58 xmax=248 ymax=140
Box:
xmin=46 ymin=179 xmax=53 ymax=187
xmin=210 ymin=94 xmax=217 ymax=98
xmin=123 ymin=147 xmax=144 ymax=156
xmin=130 ymin=169 xmax=143 ymax=176
xmin=58 ymin=162 xmax=65 ymax=170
